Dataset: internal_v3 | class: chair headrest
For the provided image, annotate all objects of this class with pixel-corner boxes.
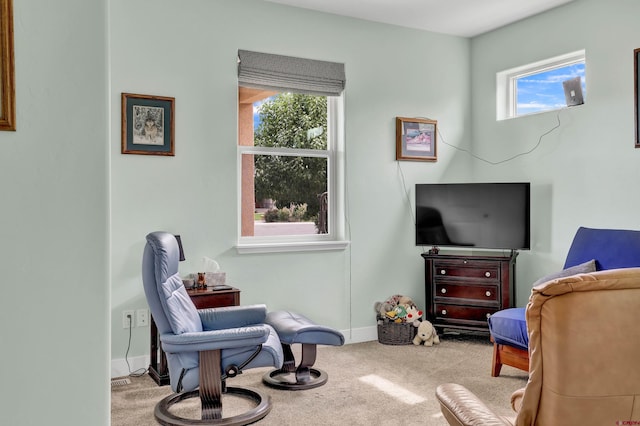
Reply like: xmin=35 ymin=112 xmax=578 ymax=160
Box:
xmin=564 ymin=227 xmax=640 ymax=270
xmin=145 ymin=231 xmax=180 ymax=286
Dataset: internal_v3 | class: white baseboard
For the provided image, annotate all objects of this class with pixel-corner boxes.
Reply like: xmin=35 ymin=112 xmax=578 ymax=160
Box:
xmin=110 ymin=326 xmax=378 ymax=378
xmin=340 ymin=325 xmax=377 ymax=344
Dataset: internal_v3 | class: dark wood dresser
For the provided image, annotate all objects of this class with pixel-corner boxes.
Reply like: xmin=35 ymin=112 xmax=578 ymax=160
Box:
xmin=422 ymin=253 xmax=516 ymax=333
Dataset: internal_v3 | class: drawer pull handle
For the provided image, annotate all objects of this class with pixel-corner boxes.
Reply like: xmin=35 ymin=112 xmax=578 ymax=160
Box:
xmin=486 ymin=313 xmax=491 ymax=319
xmin=441 ymin=309 xmax=447 ymax=315
xmin=440 ymin=269 xmax=446 ymax=275
xmin=485 ymin=271 xmax=491 ymax=278
xmin=485 ymin=291 xmax=492 ymax=297
xmin=441 ymin=288 xmax=447 ymax=294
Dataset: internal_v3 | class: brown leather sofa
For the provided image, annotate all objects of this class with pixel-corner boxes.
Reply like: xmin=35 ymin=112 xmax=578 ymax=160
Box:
xmin=436 ymin=267 xmax=640 ymax=426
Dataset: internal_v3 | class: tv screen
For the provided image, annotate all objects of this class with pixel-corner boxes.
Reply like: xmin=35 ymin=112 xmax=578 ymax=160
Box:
xmin=415 ymin=182 xmax=531 ymax=250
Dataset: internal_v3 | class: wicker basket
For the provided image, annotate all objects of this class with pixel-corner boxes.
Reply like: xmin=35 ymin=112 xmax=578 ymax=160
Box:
xmin=377 ymin=317 xmax=417 ymax=345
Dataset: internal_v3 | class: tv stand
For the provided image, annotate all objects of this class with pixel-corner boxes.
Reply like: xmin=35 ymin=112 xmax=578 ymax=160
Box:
xmin=422 ymin=252 xmax=517 ymax=334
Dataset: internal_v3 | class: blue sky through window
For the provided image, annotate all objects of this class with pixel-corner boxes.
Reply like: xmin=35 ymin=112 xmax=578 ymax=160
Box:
xmin=253 ymin=96 xmax=277 ymax=130
xmin=516 ymin=62 xmax=585 ymax=116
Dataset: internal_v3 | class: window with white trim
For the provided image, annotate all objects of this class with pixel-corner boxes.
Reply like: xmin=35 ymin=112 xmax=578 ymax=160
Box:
xmin=497 ymin=50 xmax=586 ymax=120
xmin=236 ymin=50 xmax=347 ymax=253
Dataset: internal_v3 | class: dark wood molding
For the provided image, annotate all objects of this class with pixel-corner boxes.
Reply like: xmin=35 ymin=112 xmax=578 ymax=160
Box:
xmin=0 ymin=0 xmax=15 ymax=131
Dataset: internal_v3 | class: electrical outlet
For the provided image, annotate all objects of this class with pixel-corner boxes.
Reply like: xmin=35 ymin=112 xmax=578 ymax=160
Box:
xmin=136 ymin=309 xmax=149 ymax=327
xmin=122 ymin=310 xmax=135 ymax=329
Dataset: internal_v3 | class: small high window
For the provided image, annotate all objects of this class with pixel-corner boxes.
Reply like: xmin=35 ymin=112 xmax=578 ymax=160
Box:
xmin=497 ymin=50 xmax=586 ymax=120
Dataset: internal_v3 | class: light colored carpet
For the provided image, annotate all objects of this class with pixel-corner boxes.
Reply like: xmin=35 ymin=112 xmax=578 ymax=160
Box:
xmin=111 ymin=333 xmax=528 ymax=425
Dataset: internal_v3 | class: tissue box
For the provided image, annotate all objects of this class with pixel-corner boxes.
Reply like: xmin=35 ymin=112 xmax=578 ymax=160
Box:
xmin=205 ymin=272 xmax=226 ymax=286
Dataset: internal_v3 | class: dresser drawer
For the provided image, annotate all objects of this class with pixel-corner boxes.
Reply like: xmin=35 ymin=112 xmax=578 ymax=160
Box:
xmin=434 ymin=303 xmax=498 ymax=324
xmin=187 ymin=288 xmax=240 ymax=309
xmin=435 ymin=283 xmax=499 ymax=302
xmin=432 ymin=261 xmax=500 ymax=282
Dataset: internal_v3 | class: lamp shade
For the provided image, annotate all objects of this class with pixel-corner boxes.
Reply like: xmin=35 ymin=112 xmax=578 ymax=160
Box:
xmin=174 ymin=234 xmax=186 ymax=261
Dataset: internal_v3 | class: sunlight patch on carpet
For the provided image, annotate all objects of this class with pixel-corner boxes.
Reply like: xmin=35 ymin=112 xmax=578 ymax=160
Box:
xmin=358 ymin=374 xmax=426 ymax=405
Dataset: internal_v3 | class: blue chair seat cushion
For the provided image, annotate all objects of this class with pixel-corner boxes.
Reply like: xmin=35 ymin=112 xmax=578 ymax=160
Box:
xmin=488 ymin=307 xmax=528 ymax=351
xmin=489 ymin=259 xmax=597 ymax=351
xmin=266 ymin=311 xmax=344 ymax=346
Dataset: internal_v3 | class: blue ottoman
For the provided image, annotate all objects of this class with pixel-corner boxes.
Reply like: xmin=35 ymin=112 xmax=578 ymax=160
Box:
xmin=263 ymin=311 xmax=345 ymax=390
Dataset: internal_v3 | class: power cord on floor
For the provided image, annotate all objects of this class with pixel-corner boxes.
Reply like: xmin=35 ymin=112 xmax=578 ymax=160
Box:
xmin=124 ymin=313 xmax=148 ymax=378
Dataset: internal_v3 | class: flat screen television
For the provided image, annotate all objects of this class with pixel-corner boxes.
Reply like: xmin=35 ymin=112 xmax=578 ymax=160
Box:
xmin=415 ymin=182 xmax=531 ymax=250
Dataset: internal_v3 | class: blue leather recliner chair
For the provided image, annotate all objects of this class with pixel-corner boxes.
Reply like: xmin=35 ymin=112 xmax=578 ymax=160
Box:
xmin=488 ymin=227 xmax=640 ymax=376
xmin=142 ymin=231 xmax=284 ymax=425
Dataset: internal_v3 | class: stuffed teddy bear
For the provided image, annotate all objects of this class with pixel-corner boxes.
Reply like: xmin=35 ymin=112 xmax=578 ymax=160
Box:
xmin=413 ymin=320 xmax=440 ymax=347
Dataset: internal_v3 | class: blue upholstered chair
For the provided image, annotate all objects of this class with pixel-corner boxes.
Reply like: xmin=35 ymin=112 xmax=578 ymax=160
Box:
xmin=488 ymin=227 xmax=640 ymax=376
xmin=142 ymin=231 xmax=284 ymax=425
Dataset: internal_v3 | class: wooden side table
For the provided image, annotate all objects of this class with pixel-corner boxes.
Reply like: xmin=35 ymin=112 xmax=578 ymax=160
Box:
xmin=148 ymin=286 xmax=241 ymax=386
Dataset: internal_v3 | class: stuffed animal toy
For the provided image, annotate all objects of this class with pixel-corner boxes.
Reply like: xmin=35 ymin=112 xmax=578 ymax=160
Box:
xmin=374 ymin=294 xmax=403 ymax=318
xmin=393 ymin=304 xmax=408 ymax=322
xmin=398 ymin=295 xmax=415 ymax=307
xmin=405 ymin=306 xmax=423 ymax=327
xmin=385 ymin=294 xmax=403 ymax=306
xmin=374 ymin=300 xmax=394 ymax=318
xmin=413 ymin=320 xmax=440 ymax=347
xmin=374 ymin=294 xmax=424 ymax=325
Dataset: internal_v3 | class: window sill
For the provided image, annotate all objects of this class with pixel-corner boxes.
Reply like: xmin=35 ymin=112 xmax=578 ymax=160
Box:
xmin=235 ymin=240 xmax=350 ymax=254
xmin=498 ymin=103 xmax=583 ymax=121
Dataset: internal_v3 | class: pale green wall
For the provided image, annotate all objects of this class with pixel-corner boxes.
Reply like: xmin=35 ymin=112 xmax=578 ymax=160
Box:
xmin=110 ymin=0 xmax=640 ymax=367
xmin=470 ymin=0 xmax=640 ymax=304
xmin=0 ymin=0 xmax=110 ymax=425
xmin=6 ymin=0 xmax=640 ymax=423
xmin=109 ymin=0 xmax=471 ymax=363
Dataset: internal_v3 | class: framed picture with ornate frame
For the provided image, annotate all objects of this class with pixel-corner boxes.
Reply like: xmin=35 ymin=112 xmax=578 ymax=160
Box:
xmin=634 ymin=48 xmax=640 ymax=148
xmin=396 ymin=117 xmax=437 ymax=161
xmin=0 ymin=0 xmax=15 ymax=131
xmin=121 ymin=93 xmax=175 ymax=156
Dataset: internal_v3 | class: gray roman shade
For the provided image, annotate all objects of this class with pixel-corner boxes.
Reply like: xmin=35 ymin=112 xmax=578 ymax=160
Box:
xmin=238 ymin=50 xmax=345 ymax=96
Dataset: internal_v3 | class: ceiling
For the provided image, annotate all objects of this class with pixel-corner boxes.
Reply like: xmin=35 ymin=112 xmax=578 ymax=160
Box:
xmin=263 ymin=0 xmax=575 ymax=38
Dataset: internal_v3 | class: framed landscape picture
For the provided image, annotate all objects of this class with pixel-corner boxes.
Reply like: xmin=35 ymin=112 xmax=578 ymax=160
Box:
xmin=396 ymin=117 xmax=437 ymax=162
xmin=121 ymin=93 xmax=175 ymax=156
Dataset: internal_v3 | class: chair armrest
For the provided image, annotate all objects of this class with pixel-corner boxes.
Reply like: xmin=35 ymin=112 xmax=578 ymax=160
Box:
xmin=198 ymin=304 xmax=267 ymax=330
xmin=510 ymin=387 xmax=525 ymax=412
xmin=436 ymin=383 xmax=513 ymax=426
xmin=160 ymin=325 xmax=269 ymax=353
